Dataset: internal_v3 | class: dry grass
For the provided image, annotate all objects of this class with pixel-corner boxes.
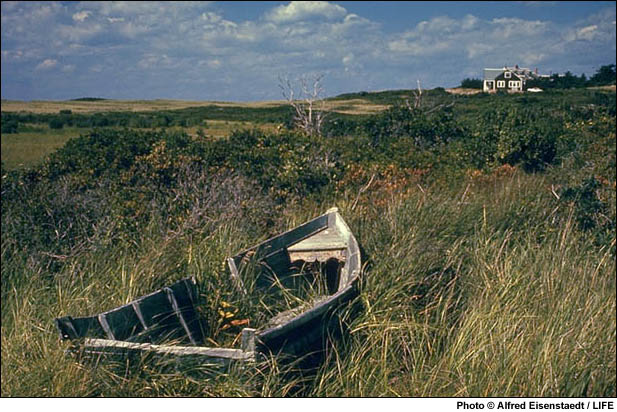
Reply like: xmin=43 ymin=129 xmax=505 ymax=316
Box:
xmin=184 ymin=120 xmax=280 ymax=139
xmin=1 ymin=98 xmax=388 ymax=115
xmin=587 ymin=85 xmax=616 ymax=91
xmin=0 ymin=99 xmax=283 ymax=113
xmin=446 ymin=88 xmax=483 ymax=95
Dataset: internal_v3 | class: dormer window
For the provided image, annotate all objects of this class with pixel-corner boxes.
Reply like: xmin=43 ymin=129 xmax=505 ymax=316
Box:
xmin=504 ymin=71 xmax=511 ymax=79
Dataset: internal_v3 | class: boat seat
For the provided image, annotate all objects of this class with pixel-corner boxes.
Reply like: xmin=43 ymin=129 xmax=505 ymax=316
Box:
xmin=287 ymin=228 xmax=348 ymax=262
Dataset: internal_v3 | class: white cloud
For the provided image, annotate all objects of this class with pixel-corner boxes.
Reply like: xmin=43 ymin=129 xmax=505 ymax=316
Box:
xmin=577 ymin=25 xmax=598 ymax=40
xmin=35 ymin=58 xmax=57 ymax=70
xmin=199 ymin=59 xmax=221 ymax=69
xmin=519 ymin=52 xmax=546 ymax=65
xmin=118 ymin=21 xmax=150 ymax=38
xmin=72 ymin=10 xmax=91 ymax=22
xmin=1 ymin=49 xmax=24 ymax=61
xmin=265 ymin=1 xmax=347 ymax=23
xmin=466 ymin=43 xmax=495 ymax=59
xmin=57 ymin=22 xmax=103 ymax=42
xmin=388 ymin=14 xmax=555 ymax=65
xmin=461 ymin=14 xmax=479 ymax=30
xmin=491 ymin=17 xmax=548 ymax=38
xmin=137 ymin=53 xmax=173 ymax=69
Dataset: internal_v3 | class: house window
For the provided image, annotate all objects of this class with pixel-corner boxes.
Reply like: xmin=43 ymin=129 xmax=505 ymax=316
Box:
xmin=504 ymin=72 xmax=511 ymax=79
xmin=497 ymin=80 xmax=505 ymax=88
xmin=508 ymin=81 xmax=520 ymax=88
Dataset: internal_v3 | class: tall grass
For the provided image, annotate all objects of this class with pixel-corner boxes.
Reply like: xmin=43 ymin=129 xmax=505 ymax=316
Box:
xmin=2 ymin=167 xmax=614 ymax=397
xmin=304 ymin=171 xmax=615 ymax=397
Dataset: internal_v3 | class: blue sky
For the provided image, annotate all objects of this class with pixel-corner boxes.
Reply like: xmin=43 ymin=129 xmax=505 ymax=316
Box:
xmin=1 ymin=1 xmax=615 ymax=101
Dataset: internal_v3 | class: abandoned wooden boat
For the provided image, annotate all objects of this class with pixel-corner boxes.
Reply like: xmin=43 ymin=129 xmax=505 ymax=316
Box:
xmin=227 ymin=207 xmax=362 ymax=357
xmin=55 ymin=207 xmax=361 ymax=366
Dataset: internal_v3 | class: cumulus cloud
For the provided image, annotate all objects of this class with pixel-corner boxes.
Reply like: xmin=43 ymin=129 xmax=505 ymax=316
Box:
xmin=57 ymin=22 xmax=104 ymax=43
xmin=576 ymin=25 xmax=599 ymax=41
xmin=491 ymin=17 xmax=548 ymax=38
xmin=35 ymin=58 xmax=57 ymax=70
xmin=72 ymin=10 xmax=91 ymax=22
xmin=61 ymin=64 xmax=76 ymax=73
xmin=137 ymin=53 xmax=174 ymax=69
xmin=388 ymin=14 xmax=553 ymax=65
xmin=265 ymin=1 xmax=347 ymax=23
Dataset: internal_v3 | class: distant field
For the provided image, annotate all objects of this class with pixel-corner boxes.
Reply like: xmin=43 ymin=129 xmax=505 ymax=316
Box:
xmin=1 ymin=126 xmax=79 ymax=170
xmin=1 ymin=97 xmax=388 ymax=170
xmin=0 ymin=98 xmax=283 ymax=113
xmin=0 ymin=120 xmax=281 ymax=170
xmin=0 ymin=97 xmax=387 ymax=115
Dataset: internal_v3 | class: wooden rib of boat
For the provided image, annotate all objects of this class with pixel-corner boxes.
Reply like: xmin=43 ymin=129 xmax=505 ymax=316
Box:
xmin=54 ymin=207 xmax=361 ymax=365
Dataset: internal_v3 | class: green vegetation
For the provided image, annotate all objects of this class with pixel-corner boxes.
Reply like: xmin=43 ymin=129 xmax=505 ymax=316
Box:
xmin=528 ymin=64 xmax=616 ymax=90
xmin=0 ymin=104 xmax=294 ymax=133
xmin=460 ymin=78 xmax=483 ymax=89
xmin=1 ymin=86 xmax=615 ymax=397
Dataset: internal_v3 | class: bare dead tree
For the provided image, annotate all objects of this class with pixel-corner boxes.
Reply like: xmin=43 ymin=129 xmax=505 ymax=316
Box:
xmin=405 ymin=79 xmax=423 ymax=111
xmin=405 ymin=79 xmax=455 ymax=114
xmin=279 ymin=73 xmax=328 ymax=137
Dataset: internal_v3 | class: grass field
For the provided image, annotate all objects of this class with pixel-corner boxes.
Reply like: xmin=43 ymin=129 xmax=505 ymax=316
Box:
xmin=1 ymin=125 xmax=80 ymax=170
xmin=0 ymin=121 xmax=283 ymax=170
xmin=2 ymin=170 xmax=614 ymax=397
xmin=1 ymin=97 xmax=387 ymax=115
xmin=1 ymin=88 xmax=615 ymax=397
xmin=1 ymin=97 xmax=386 ymax=170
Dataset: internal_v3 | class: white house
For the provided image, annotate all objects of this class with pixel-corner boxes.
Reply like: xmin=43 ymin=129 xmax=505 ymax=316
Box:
xmin=483 ymin=66 xmax=539 ymax=93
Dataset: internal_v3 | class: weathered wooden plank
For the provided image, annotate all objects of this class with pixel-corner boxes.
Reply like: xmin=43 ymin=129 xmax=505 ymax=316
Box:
xmin=287 ymin=249 xmax=346 ymax=263
xmin=78 ymin=338 xmax=255 ymax=364
xmin=226 ymin=207 xmax=362 ymax=358
xmin=287 ymin=228 xmax=347 ymax=252
xmin=262 ymin=248 xmax=292 ymax=274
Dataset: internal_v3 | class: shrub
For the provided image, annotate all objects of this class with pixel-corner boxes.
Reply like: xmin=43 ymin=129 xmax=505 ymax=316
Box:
xmin=1 ymin=118 xmax=19 ymax=134
xmin=460 ymin=78 xmax=483 ymax=89
xmin=48 ymin=117 xmax=65 ymax=129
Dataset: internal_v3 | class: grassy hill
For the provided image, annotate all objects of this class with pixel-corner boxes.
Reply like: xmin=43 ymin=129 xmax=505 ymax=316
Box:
xmin=1 ymin=88 xmax=615 ymax=396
